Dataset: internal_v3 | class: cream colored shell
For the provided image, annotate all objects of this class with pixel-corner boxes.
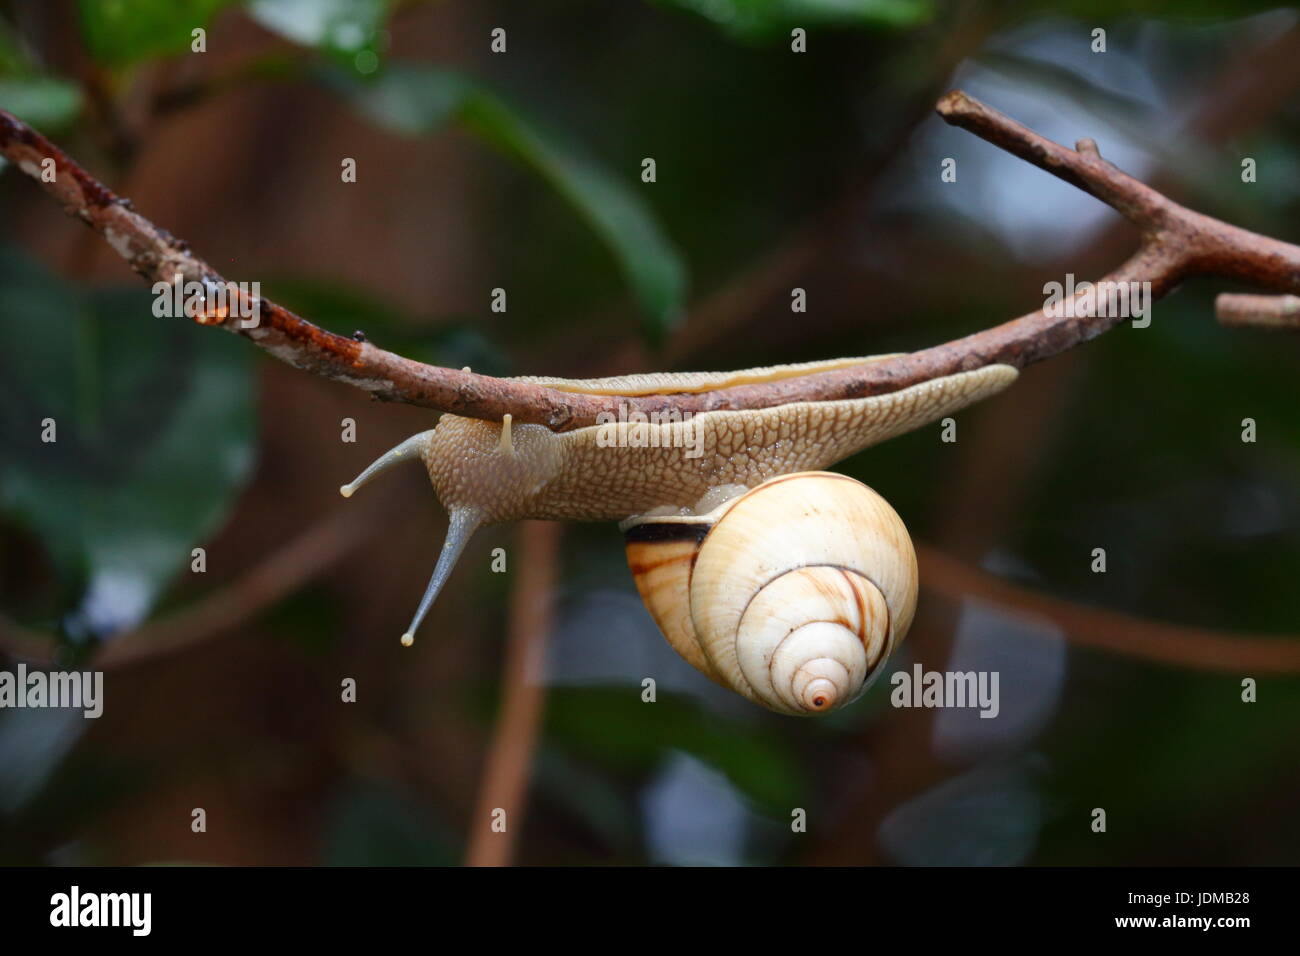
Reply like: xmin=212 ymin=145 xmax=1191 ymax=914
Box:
xmin=625 ymin=472 xmax=917 ymax=715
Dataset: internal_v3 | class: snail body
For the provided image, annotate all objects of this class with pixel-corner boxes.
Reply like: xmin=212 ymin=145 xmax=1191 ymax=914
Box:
xmin=340 ymin=354 xmax=1017 ymax=709
xmin=419 ymin=357 xmax=1016 ymax=523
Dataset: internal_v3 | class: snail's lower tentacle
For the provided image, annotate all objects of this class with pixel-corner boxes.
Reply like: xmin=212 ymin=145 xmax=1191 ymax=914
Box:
xmin=401 ymin=506 xmax=483 ymax=647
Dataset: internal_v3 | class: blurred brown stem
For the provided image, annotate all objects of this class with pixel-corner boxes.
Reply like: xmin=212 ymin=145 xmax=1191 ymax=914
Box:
xmin=464 ymin=520 xmax=561 ymax=867
xmin=1216 ymin=293 xmax=1300 ymax=330
xmin=917 ymin=544 xmax=1300 ymax=673
xmin=149 ymin=51 xmax=308 ymax=118
xmin=0 ymin=493 xmax=388 ymax=669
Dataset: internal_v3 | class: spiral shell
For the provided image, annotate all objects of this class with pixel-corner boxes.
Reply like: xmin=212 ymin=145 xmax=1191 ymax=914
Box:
xmin=623 ymin=472 xmax=917 ymax=715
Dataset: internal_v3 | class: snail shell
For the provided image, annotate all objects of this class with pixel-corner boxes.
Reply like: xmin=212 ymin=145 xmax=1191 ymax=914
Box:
xmin=624 ymin=471 xmax=917 ymax=715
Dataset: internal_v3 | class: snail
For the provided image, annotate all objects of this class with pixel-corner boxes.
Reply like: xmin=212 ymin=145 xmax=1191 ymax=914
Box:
xmin=340 ymin=355 xmax=1018 ymax=714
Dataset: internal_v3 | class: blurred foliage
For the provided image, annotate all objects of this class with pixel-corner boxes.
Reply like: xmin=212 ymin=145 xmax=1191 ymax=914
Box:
xmin=1 ymin=0 xmax=1299 ymax=867
xmin=248 ymin=0 xmax=390 ymax=74
xmin=331 ymin=62 xmax=687 ymax=340
xmin=0 ymin=247 xmax=255 ymax=643
xmin=324 ymin=780 xmax=456 ymax=865
xmin=544 ymin=687 xmax=808 ymax=815
xmin=0 ymin=74 xmax=80 ymax=128
xmin=0 ymin=19 xmax=79 ymax=127
xmin=77 ymin=0 xmax=236 ymax=65
xmin=77 ymin=0 xmax=389 ymax=72
xmin=652 ymin=0 xmax=935 ymax=40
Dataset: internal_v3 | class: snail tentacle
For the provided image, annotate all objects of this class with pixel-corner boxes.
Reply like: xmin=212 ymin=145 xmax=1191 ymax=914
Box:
xmin=339 ymin=430 xmax=434 ymax=498
xmin=401 ymin=506 xmax=483 ymax=647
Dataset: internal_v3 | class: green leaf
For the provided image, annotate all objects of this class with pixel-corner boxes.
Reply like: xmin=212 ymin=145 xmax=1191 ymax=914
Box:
xmin=324 ymin=780 xmax=456 ymax=865
xmin=0 ymin=20 xmax=82 ymax=130
xmin=653 ymin=0 xmax=934 ymax=41
xmin=544 ymin=687 xmax=806 ymax=815
xmin=77 ymin=0 xmax=235 ymax=66
xmin=332 ymin=64 xmax=468 ymax=135
xmin=0 ymin=247 xmax=256 ymax=641
xmin=334 ymin=64 xmax=688 ymax=343
xmin=0 ymin=709 xmax=87 ymax=817
xmin=248 ymin=0 xmax=389 ymax=75
xmin=0 ymin=77 xmax=83 ymax=129
xmin=533 ymin=746 xmax=642 ymax=852
xmin=0 ymin=18 xmax=27 ymax=74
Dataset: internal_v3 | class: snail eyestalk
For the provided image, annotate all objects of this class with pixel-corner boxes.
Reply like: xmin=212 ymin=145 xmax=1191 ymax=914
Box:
xmin=499 ymin=413 xmax=513 ymax=456
xmin=401 ymin=506 xmax=483 ymax=646
xmin=339 ymin=430 xmax=434 ymax=498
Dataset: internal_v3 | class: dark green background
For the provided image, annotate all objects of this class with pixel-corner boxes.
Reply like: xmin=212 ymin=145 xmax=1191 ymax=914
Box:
xmin=0 ymin=0 xmax=1297 ymax=865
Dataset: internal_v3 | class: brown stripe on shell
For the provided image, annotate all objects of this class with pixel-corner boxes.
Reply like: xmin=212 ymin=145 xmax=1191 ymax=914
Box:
xmin=623 ymin=522 xmax=711 ymax=545
xmin=745 ymin=566 xmax=895 ymax=706
xmin=840 ymin=568 xmax=868 ymax=642
xmin=626 ymin=550 xmax=695 ymax=575
xmin=852 ymin=570 xmax=894 ymax=676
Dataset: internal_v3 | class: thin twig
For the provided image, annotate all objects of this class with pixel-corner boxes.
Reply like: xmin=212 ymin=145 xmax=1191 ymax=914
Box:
xmin=0 ymin=494 xmax=388 ymax=669
xmin=1216 ymin=293 xmax=1300 ymax=330
xmin=916 ymin=544 xmax=1300 ymax=674
xmin=464 ymin=520 xmax=561 ymax=866
xmin=5 ymin=92 xmax=1300 ymax=428
xmin=150 ymin=52 xmax=308 ymax=118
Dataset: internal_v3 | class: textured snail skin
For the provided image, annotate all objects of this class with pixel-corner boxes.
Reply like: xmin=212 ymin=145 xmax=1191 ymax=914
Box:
xmin=625 ymin=472 xmax=917 ymax=715
xmin=514 ymin=353 xmax=903 ymax=395
xmin=422 ymin=360 xmax=1017 ymax=523
xmin=344 ymin=354 xmax=1015 ymax=657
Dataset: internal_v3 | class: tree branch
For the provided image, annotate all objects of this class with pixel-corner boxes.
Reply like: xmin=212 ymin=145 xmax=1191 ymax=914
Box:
xmin=5 ymin=91 xmax=1300 ymax=429
xmin=1216 ymin=292 xmax=1300 ymax=330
